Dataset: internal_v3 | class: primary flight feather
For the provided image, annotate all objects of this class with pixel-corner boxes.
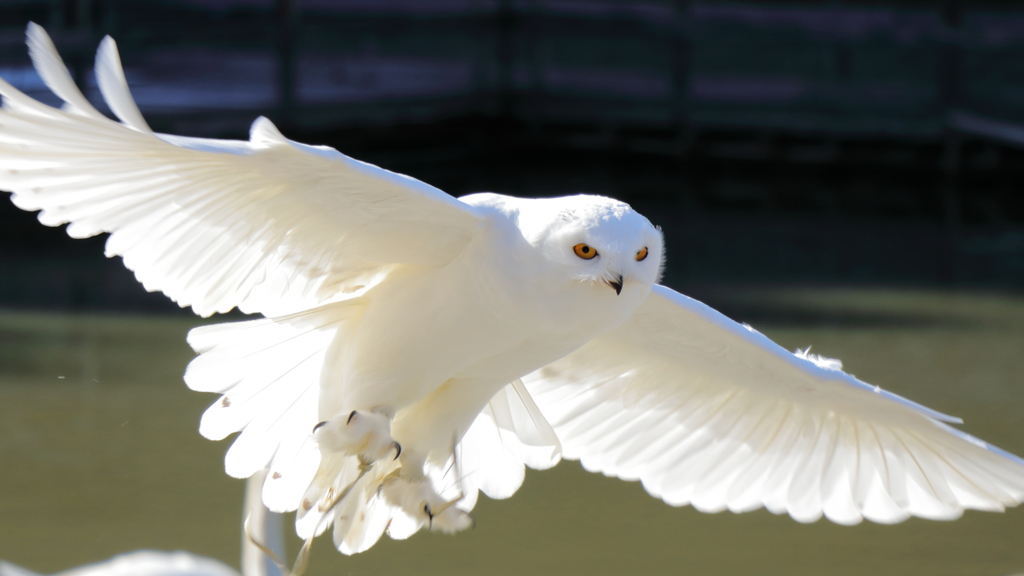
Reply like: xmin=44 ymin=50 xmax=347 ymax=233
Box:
xmin=3 ymin=23 xmax=1024 ymax=561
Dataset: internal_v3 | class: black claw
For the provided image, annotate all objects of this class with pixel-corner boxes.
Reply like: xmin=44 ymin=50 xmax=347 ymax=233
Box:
xmin=312 ymin=421 xmax=328 ymax=433
xmin=424 ymin=503 xmax=433 ymax=528
xmin=392 ymin=442 xmax=402 ymax=460
xmin=347 ymin=410 xmax=357 ymax=425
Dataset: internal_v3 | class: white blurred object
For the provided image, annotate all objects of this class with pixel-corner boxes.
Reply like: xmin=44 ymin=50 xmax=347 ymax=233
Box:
xmin=0 ymin=553 xmax=239 ymax=576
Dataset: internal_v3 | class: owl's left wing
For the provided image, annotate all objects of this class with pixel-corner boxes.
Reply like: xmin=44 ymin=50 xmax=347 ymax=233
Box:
xmin=522 ymin=284 xmax=1024 ymax=525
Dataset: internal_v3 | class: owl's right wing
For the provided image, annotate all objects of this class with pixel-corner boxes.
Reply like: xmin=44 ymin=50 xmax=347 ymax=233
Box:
xmin=0 ymin=24 xmax=482 ymax=318
xmin=523 ymin=284 xmax=1024 ymax=525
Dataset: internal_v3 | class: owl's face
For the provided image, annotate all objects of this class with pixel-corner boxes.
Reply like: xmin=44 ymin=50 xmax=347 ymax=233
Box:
xmin=522 ymin=195 xmax=664 ymax=297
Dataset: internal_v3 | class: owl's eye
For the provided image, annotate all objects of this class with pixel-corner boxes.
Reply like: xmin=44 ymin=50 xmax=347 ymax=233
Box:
xmin=573 ymin=243 xmax=598 ymax=260
xmin=636 ymin=247 xmax=649 ymax=261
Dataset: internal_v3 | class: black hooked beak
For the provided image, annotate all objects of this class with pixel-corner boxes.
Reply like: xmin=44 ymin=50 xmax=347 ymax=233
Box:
xmin=607 ymin=274 xmax=623 ymax=296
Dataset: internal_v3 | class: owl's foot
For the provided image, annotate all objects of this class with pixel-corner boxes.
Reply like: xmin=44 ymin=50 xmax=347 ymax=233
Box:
xmin=379 ymin=476 xmax=475 ymax=534
xmin=313 ymin=410 xmax=401 ymax=465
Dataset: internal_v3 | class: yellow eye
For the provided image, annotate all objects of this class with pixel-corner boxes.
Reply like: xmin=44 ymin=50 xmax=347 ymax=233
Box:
xmin=573 ymin=243 xmax=598 ymax=260
xmin=636 ymin=247 xmax=649 ymax=261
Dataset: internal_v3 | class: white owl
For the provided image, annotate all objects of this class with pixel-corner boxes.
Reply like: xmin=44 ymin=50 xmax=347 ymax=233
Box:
xmin=2 ymin=24 xmax=1023 ymax=568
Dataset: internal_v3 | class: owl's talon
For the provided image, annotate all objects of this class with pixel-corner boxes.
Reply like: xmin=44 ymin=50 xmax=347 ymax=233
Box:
xmin=312 ymin=410 xmax=396 ymax=464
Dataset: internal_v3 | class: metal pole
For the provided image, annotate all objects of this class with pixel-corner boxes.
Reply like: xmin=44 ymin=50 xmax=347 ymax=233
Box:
xmin=940 ymin=0 xmax=962 ymax=284
xmin=496 ymin=0 xmax=516 ymax=119
xmin=276 ymin=0 xmax=299 ymax=122
xmin=672 ymin=0 xmax=690 ymax=130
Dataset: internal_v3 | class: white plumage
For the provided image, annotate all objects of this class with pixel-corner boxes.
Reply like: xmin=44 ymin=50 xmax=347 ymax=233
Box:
xmin=3 ymin=23 xmax=1024 ymax=564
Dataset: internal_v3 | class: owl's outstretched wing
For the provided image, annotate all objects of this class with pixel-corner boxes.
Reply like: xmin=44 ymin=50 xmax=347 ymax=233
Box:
xmin=523 ymin=284 xmax=1024 ymax=525
xmin=0 ymin=24 xmax=482 ymax=317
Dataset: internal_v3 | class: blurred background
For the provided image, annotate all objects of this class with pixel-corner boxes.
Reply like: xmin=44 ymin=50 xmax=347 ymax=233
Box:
xmin=1 ymin=1 xmax=1024 ymax=575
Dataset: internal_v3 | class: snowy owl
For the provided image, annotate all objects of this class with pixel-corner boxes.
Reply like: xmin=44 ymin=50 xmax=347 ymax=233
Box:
xmin=3 ymin=24 xmax=1024 ymax=566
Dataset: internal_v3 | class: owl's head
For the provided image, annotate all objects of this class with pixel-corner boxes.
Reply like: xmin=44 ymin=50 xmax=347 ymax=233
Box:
xmin=517 ymin=195 xmax=664 ymax=297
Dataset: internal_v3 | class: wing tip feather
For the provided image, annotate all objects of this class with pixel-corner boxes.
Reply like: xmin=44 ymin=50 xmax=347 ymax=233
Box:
xmin=95 ymin=34 xmax=152 ymax=132
xmin=24 ymin=23 xmax=100 ymax=118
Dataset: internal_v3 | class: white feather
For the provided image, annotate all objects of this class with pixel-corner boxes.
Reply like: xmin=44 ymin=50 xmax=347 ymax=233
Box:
xmin=25 ymin=23 xmax=104 ymax=121
xmin=185 ymin=299 xmax=363 ymax=505
xmin=458 ymin=379 xmax=562 ymax=503
xmin=94 ymin=36 xmax=151 ymax=132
